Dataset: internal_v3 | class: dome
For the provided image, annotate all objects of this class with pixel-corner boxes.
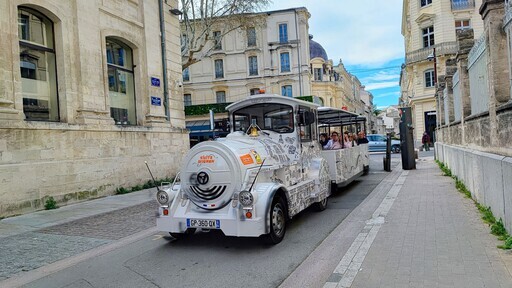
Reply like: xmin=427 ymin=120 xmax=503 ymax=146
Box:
xmin=309 ymin=35 xmax=328 ymax=61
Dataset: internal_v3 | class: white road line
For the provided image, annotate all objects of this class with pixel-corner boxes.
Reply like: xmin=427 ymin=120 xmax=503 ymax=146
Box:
xmin=323 ymin=170 xmax=408 ymax=288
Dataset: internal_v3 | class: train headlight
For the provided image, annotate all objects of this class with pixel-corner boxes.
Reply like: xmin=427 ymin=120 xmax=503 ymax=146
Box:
xmin=156 ymin=189 xmax=170 ymax=205
xmin=239 ymin=190 xmax=254 ymax=207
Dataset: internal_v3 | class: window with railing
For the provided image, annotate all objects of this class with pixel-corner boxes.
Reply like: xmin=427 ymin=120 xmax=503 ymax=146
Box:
xmin=214 ymin=59 xmax=224 ymax=79
xmin=423 ymin=26 xmax=435 ymax=48
xmin=280 ymin=52 xmax=290 ymax=72
xmin=451 ymin=0 xmax=475 ymax=11
xmin=248 ymin=56 xmax=258 ymax=76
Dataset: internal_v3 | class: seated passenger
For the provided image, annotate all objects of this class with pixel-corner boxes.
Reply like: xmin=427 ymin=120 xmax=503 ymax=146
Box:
xmin=343 ymin=131 xmax=353 ymax=148
xmin=357 ymin=131 xmax=369 ymax=144
xmin=324 ymin=132 xmax=342 ymax=150
xmin=319 ymin=133 xmax=329 ymax=147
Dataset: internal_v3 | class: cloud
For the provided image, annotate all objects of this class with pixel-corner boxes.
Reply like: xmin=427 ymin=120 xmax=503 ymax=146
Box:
xmin=268 ymin=0 xmax=404 ymax=66
xmin=364 ymin=82 xmax=399 ymax=90
xmin=373 ymin=91 xmax=400 ymax=98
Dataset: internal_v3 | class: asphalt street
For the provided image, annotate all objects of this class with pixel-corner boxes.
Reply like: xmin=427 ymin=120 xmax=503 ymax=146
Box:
xmin=17 ymin=153 xmax=401 ymax=288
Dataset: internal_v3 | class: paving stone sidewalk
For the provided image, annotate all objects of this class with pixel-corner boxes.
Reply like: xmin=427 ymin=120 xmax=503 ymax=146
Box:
xmin=349 ymin=158 xmax=512 ymax=288
xmin=0 ymin=190 xmax=158 ymax=281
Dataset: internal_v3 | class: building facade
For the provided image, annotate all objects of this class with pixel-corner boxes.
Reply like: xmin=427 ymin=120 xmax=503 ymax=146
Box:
xmin=183 ymin=8 xmax=373 ymax=140
xmin=0 ymin=0 xmax=188 ymax=217
xmin=400 ymin=0 xmax=484 ymax=145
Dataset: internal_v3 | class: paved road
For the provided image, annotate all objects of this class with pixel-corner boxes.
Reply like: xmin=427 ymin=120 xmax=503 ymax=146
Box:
xmin=19 ymin=154 xmax=401 ymax=288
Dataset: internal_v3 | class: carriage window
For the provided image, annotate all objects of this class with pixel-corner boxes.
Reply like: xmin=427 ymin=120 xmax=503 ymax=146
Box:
xmin=233 ymin=103 xmax=293 ymax=133
xmin=298 ymin=106 xmax=315 ymax=141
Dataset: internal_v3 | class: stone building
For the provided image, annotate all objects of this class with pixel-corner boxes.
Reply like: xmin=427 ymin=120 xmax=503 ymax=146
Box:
xmin=183 ymin=7 xmax=373 ymax=141
xmin=435 ymin=0 xmax=512 ymax=232
xmin=0 ymin=0 xmax=188 ymax=217
xmin=400 ymin=0 xmax=484 ymax=146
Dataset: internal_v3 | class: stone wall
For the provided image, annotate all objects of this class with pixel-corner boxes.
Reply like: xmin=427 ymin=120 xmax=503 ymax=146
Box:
xmin=436 ymin=143 xmax=512 ymax=232
xmin=436 ymin=0 xmax=512 ymax=232
xmin=0 ymin=0 xmax=188 ymax=217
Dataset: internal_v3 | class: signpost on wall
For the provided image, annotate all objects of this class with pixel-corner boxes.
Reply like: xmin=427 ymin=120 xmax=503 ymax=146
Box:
xmin=209 ymin=110 xmax=215 ymax=139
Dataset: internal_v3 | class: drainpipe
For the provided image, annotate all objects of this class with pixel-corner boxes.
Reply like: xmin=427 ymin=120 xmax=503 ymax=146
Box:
xmin=158 ymin=0 xmax=170 ymax=121
xmin=294 ymin=10 xmax=303 ymax=96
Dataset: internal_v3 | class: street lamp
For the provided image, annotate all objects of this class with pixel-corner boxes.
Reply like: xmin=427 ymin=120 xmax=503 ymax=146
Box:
xmin=426 ymin=47 xmax=437 ymax=87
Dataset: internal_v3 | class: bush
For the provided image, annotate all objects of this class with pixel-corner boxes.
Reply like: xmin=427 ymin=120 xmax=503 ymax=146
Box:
xmin=44 ymin=197 xmax=58 ymax=210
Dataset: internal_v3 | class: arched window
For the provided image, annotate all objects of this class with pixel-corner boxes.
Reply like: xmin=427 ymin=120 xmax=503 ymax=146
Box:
xmin=18 ymin=7 xmax=59 ymax=121
xmin=106 ymin=38 xmax=136 ymax=125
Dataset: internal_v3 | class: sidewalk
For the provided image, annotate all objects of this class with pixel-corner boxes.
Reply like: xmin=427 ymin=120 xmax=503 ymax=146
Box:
xmin=0 ymin=188 xmax=156 ymax=281
xmin=324 ymin=156 xmax=512 ymax=288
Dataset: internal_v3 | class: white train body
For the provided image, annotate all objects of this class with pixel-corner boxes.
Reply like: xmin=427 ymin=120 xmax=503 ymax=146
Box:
xmin=156 ymin=95 xmax=367 ymax=243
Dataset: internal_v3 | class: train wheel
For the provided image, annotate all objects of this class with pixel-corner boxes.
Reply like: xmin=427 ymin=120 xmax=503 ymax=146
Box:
xmin=313 ymin=197 xmax=328 ymax=211
xmin=263 ymin=196 xmax=287 ymax=245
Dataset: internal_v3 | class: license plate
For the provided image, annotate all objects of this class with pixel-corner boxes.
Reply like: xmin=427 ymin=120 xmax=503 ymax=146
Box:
xmin=186 ymin=219 xmax=220 ymax=229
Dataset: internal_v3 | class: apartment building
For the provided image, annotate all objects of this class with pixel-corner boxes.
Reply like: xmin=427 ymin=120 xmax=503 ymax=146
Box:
xmin=400 ymin=0 xmax=484 ymax=145
xmin=183 ymin=7 xmax=372 ymax=141
xmin=0 ymin=0 xmax=187 ymax=217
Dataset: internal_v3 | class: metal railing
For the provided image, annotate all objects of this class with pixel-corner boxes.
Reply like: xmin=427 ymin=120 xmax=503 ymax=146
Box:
xmin=505 ymin=0 xmax=512 ymax=27
xmin=451 ymin=0 xmax=475 ymax=11
xmin=405 ymin=42 xmax=458 ymax=64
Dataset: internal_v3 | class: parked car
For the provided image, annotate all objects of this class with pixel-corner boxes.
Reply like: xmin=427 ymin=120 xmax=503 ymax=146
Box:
xmin=367 ymin=134 xmax=401 ymax=153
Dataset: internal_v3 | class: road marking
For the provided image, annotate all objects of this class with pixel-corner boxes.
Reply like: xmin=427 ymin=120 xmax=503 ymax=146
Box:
xmin=323 ymin=170 xmax=408 ymax=288
xmin=0 ymin=227 xmax=157 ymax=288
xmin=152 ymin=234 xmax=164 ymax=241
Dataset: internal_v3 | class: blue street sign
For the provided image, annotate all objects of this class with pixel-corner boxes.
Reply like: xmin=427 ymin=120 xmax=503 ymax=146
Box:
xmin=151 ymin=77 xmax=160 ymax=87
xmin=151 ymin=96 xmax=161 ymax=106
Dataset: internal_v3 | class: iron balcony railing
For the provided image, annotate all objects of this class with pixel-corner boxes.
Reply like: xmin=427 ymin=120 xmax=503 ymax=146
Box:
xmin=505 ymin=0 xmax=512 ymax=27
xmin=405 ymin=41 xmax=458 ymax=64
xmin=451 ymin=0 xmax=475 ymax=11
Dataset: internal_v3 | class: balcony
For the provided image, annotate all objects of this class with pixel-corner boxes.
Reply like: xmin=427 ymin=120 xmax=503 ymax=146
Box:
xmin=405 ymin=42 xmax=458 ymax=64
xmin=451 ymin=0 xmax=475 ymax=11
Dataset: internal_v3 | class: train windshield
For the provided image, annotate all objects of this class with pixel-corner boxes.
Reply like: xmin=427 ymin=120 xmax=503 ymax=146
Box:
xmin=232 ymin=103 xmax=294 ymax=133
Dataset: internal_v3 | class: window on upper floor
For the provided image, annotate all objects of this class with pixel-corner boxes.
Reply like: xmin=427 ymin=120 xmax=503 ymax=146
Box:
xmin=455 ymin=19 xmax=471 ymax=32
xmin=425 ymin=69 xmax=435 ymax=88
xmin=279 ymin=23 xmax=288 ymax=43
xmin=420 ymin=0 xmax=433 ymax=7
xmin=422 ymin=26 xmax=435 ymax=48
xmin=247 ymin=27 xmax=256 ymax=47
xmin=213 ymin=31 xmax=222 ymax=50
xmin=183 ymin=67 xmax=190 ymax=82
xmin=281 ymin=85 xmax=293 ymax=97
xmin=280 ymin=52 xmax=290 ymax=72
xmin=216 ymin=91 xmax=226 ymax=103
xmin=106 ymin=38 xmax=137 ymax=125
xmin=248 ymin=56 xmax=258 ymax=76
xmin=18 ymin=7 xmax=59 ymax=122
xmin=214 ymin=59 xmax=224 ymax=79
xmin=250 ymin=88 xmax=260 ymax=95
xmin=314 ymin=68 xmax=323 ymax=81
xmin=184 ymin=94 xmax=192 ymax=106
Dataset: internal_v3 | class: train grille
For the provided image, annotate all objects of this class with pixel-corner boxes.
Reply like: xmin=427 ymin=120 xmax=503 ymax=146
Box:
xmin=190 ymin=185 xmax=227 ymax=201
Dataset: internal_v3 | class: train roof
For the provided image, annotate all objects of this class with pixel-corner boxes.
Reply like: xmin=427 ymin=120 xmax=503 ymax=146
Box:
xmin=317 ymin=106 xmax=366 ymax=126
xmin=225 ymin=94 xmax=319 ymax=112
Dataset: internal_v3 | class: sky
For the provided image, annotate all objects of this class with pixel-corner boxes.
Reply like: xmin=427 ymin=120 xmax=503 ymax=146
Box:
xmin=268 ymin=0 xmax=404 ymax=109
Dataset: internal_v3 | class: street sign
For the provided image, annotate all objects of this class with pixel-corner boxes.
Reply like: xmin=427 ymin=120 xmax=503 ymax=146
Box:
xmin=151 ymin=96 xmax=161 ymax=106
xmin=151 ymin=77 xmax=160 ymax=87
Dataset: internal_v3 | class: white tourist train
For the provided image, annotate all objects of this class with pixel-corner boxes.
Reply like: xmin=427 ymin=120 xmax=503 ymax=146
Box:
xmin=155 ymin=94 xmax=369 ymax=244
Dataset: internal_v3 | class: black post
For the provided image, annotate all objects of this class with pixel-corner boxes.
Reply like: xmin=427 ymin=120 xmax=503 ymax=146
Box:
xmin=383 ymin=133 xmax=392 ymax=172
xmin=399 ymin=107 xmax=416 ymax=170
